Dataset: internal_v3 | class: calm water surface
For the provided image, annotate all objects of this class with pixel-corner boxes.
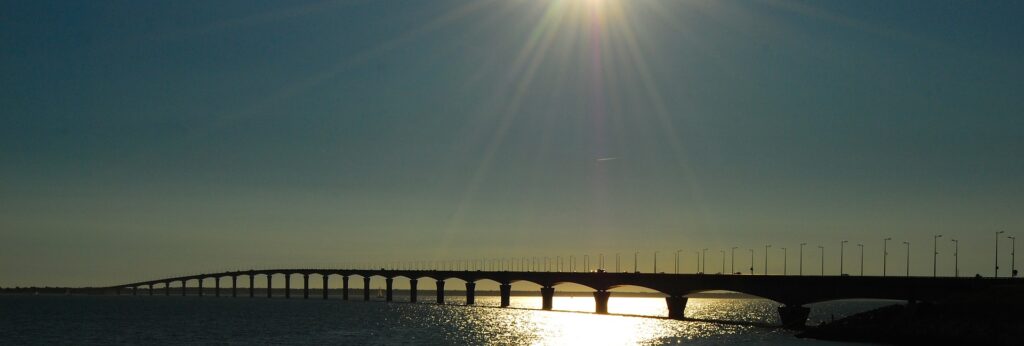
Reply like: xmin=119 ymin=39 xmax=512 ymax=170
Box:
xmin=1 ymin=295 xmax=891 ymax=345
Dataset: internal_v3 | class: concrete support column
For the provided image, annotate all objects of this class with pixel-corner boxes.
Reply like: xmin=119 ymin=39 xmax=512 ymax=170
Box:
xmin=363 ymin=276 xmax=371 ymax=301
xmin=303 ymin=274 xmax=310 ymax=299
xmin=385 ymin=278 xmax=394 ymax=302
xmin=266 ymin=275 xmax=273 ymax=298
xmin=181 ymin=281 xmax=187 ymax=296
xmin=436 ymin=280 xmax=446 ymax=304
xmin=342 ymin=276 xmax=349 ymax=300
xmin=465 ymin=282 xmax=476 ymax=305
xmin=249 ymin=275 xmax=254 ymax=298
xmin=777 ymin=305 xmax=811 ymax=329
xmin=665 ymin=296 xmax=688 ymax=320
xmin=499 ymin=283 xmax=512 ymax=307
xmin=149 ymin=284 xmax=153 ymax=296
xmin=231 ymin=276 xmax=237 ymax=297
xmin=409 ymin=279 xmax=418 ymax=303
xmin=198 ymin=278 xmax=204 ymax=297
xmin=132 ymin=287 xmax=137 ymax=296
xmin=322 ymin=275 xmax=329 ymax=300
xmin=165 ymin=283 xmax=170 ymax=296
xmin=540 ymin=286 xmax=555 ymax=310
xmin=215 ymin=277 xmax=220 ymax=297
xmin=593 ymin=290 xmax=611 ymax=314
xmin=285 ymin=274 xmax=291 ymax=299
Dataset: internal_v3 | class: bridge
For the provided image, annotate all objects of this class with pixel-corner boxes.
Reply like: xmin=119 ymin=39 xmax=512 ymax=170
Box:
xmin=111 ymin=269 xmax=1021 ymax=328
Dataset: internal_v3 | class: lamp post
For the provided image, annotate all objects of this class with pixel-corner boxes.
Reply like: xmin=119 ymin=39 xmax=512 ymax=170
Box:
xmin=702 ymin=248 xmax=708 ymax=274
xmin=634 ymin=252 xmax=639 ymax=273
xmin=748 ymin=249 xmax=754 ymax=275
xmin=695 ymin=251 xmax=700 ymax=273
xmin=883 ymin=237 xmax=891 ymax=277
xmin=1009 ymin=235 xmax=1017 ymax=278
xmin=764 ymin=245 xmax=771 ymax=275
xmin=951 ymin=239 xmax=959 ymax=277
xmin=616 ymin=253 xmax=620 ymax=272
xmin=858 ymin=244 xmax=864 ymax=276
xmin=731 ymin=247 xmax=738 ymax=274
xmin=996 ymin=231 xmax=1005 ymax=277
xmin=904 ymin=241 xmax=911 ymax=277
xmin=675 ymin=250 xmax=682 ymax=274
xmin=799 ymin=243 xmax=806 ymax=276
xmin=653 ymin=251 xmax=659 ymax=273
xmin=720 ymin=250 xmax=726 ymax=274
xmin=840 ymin=240 xmax=848 ymax=275
xmin=933 ymin=234 xmax=942 ymax=277
xmin=781 ymin=247 xmax=787 ymax=275
xmin=818 ymin=245 xmax=824 ymax=276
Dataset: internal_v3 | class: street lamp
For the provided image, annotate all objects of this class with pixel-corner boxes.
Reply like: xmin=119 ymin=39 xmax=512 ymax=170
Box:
xmin=731 ymin=247 xmax=738 ymax=274
xmin=1009 ymin=235 xmax=1017 ymax=278
xmin=748 ymin=249 xmax=754 ymax=275
xmin=799 ymin=243 xmax=806 ymax=276
xmin=951 ymin=238 xmax=959 ymax=277
xmin=764 ymin=244 xmax=771 ymax=275
xmin=883 ymin=237 xmax=892 ymax=277
xmin=675 ymin=250 xmax=682 ymax=274
xmin=933 ymin=235 xmax=942 ymax=277
xmin=818 ymin=245 xmax=825 ymax=276
xmin=653 ymin=251 xmax=659 ymax=273
xmin=857 ymin=244 xmax=864 ymax=276
xmin=840 ymin=240 xmax=848 ymax=276
xmin=720 ymin=250 xmax=726 ymax=274
xmin=904 ymin=241 xmax=911 ymax=277
xmin=702 ymin=248 xmax=708 ymax=274
xmin=996 ymin=231 xmax=1005 ymax=277
xmin=634 ymin=252 xmax=639 ymax=273
xmin=695 ymin=251 xmax=700 ymax=273
xmin=616 ymin=253 xmax=620 ymax=273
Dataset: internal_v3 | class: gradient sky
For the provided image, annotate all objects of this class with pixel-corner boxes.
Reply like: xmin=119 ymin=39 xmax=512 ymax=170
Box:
xmin=2 ymin=0 xmax=1022 ymax=288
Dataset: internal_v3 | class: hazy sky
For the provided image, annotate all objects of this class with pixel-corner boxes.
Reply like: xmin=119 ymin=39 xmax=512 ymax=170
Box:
xmin=2 ymin=0 xmax=1022 ymax=288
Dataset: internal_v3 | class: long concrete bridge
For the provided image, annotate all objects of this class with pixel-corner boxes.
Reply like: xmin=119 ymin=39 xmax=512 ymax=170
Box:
xmin=111 ymin=269 xmax=1020 ymax=328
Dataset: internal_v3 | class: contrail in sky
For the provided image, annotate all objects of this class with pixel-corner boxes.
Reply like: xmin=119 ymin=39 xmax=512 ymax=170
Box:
xmin=596 ymin=157 xmax=618 ymax=161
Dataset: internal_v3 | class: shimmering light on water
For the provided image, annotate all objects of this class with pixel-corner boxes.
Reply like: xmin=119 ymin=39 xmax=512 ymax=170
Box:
xmin=0 ymin=295 xmax=895 ymax=345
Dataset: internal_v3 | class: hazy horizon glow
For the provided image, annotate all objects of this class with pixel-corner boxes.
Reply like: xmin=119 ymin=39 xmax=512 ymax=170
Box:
xmin=1 ymin=0 xmax=1022 ymax=287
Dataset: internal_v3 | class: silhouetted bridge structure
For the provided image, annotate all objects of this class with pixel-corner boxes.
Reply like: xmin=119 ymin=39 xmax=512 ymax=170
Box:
xmin=111 ymin=269 xmax=1019 ymax=328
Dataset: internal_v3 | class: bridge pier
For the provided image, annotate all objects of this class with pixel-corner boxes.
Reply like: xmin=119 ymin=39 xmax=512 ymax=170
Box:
xmin=165 ymin=283 xmax=170 ymax=296
xmin=342 ymin=276 xmax=349 ymax=300
xmin=665 ymin=296 xmax=688 ymax=320
xmin=249 ymin=275 xmax=254 ymax=298
xmin=465 ymin=282 xmax=476 ymax=305
xmin=541 ymin=286 xmax=555 ymax=310
xmin=215 ymin=277 xmax=220 ymax=297
xmin=303 ymin=274 xmax=309 ymax=299
xmin=132 ymin=286 xmax=137 ymax=296
xmin=593 ymin=290 xmax=610 ymax=314
xmin=181 ymin=280 xmax=186 ymax=296
xmin=231 ymin=276 xmax=237 ymax=297
xmin=198 ymin=278 xmax=204 ymax=297
xmin=266 ymin=275 xmax=272 ymax=298
xmin=149 ymin=284 xmax=153 ymax=296
xmin=363 ymin=276 xmax=371 ymax=301
xmin=285 ymin=274 xmax=291 ymax=299
xmin=499 ymin=283 xmax=512 ymax=307
xmin=436 ymin=280 xmax=445 ymax=304
xmin=778 ymin=305 xmax=810 ymax=329
xmin=385 ymin=278 xmax=394 ymax=302
xmin=409 ymin=279 xmax=418 ymax=303
xmin=322 ymin=275 xmax=329 ymax=300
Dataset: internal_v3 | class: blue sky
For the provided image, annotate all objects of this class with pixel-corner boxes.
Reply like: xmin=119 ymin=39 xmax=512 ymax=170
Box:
xmin=2 ymin=0 xmax=1022 ymax=287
